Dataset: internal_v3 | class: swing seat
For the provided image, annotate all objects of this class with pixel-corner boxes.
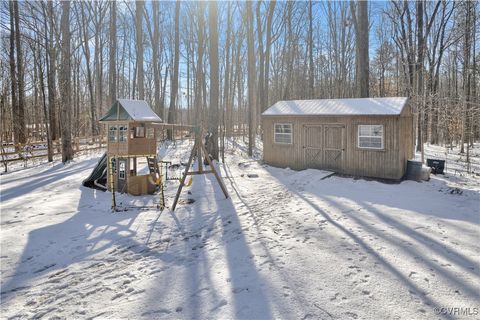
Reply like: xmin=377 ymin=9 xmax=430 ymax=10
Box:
xmin=178 ymin=177 xmax=193 ymax=187
xmin=147 ymin=174 xmax=163 ymax=186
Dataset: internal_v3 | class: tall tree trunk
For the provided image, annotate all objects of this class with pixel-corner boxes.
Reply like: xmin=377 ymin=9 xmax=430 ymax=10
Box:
xmin=47 ymin=1 xmax=57 ymax=141
xmin=168 ymin=0 xmax=180 ymax=139
xmin=351 ymin=0 xmax=369 ymax=97
xmin=234 ymin=27 xmax=243 ymax=135
xmin=135 ymin=1 xmax=144 ymax=100
xmin=471 ymin=5 xmax=477 ymax=146
xmin=94 ymin=5 xmax=103 ymax=131
xmin=8 ymin=1 xmax=18 ymax=147
xmin=264 ymin=0 xmax=276 ymax=110
xmin=109 ymin=1 xmax=117 ymax=107
xmin=152 ymin=1 xmax=161 ymax=117
xmin=208 ymin=0 xmax=219 ymax=160
xmin=60 ymin=0 xmax=73 ymax=162
xmin=256 ymin=1 xmax=265 ymax=118
xmin=283 ymin=2 xmax=294 ymax=100
xmin=460 ymin=1 xmax=472 ymax=154
xmin=223 ymin=2 xmax=232 ymax=137
xmin=246 ymin=1 xmax=255 ymax=156
xmin=34 ymin=40 xmax=53 ymax=162
xmin=308 ymin=0 xmax=315 ymax=97
xmin=78 ymin=3 xmax=97 ymax=137
xmin=416 ymin=0 xmax=424 ymax=156
xmin=40 ymin=5 xmax=54 ymax=161
xmin=194 ymin=2 xmax=205 ymax=128
xmin=162 ymin=66 xmax=168 ymax=120
xmin=13 ymin=0 xmax=26 ymax=145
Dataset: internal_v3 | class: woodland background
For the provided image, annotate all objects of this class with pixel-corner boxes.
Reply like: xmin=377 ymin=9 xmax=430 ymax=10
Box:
xmin=0 ymin=0 xmax=478 ymax=164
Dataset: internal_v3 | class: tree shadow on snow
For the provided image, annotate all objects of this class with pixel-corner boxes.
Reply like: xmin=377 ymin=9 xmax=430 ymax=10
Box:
xmin=0 ymin=182 xmax=179 ymax=307
xmin=141 ymin=162 xmax=275 ymax=319
xmin=266 ymin=169 xmax=479 ymax=320
xmin=0 ymin=160 xmax=94 ymax=202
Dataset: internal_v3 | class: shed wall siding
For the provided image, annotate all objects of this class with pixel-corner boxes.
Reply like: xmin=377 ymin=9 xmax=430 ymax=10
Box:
xmin=398 ymin=108 xmax=415 ymax=174
xmin=262 ymin=114 xmax=410 ymax=179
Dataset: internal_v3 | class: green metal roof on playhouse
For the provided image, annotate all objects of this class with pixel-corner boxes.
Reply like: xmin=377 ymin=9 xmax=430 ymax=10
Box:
xmin=99 ymin=99 xmax=162 ymax=122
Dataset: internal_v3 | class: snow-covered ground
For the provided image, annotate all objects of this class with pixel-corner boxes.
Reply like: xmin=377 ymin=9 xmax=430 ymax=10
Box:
xmin=1 ymin=141 xmax=479 ymax=319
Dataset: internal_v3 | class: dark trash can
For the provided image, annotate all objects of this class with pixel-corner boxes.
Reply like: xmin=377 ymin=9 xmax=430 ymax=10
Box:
xmin=406 ymin=160 xmax=423 ymax=181
xmin=426 ymin=159 xmax=445 ymax=174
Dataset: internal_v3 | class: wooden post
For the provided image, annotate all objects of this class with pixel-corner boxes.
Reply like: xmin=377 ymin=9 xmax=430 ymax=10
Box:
xmin=197 ymin=132 xmax=203 ymax=173
xmin=108 ymin=156 xmax=116 ymax=211
xmin=200 ymin=141 xmax=229 ymax=198
xmin=171 ymin=139 xmax=197 ymax=211
xmin=171 ymin=132 xmax=229 ymax=211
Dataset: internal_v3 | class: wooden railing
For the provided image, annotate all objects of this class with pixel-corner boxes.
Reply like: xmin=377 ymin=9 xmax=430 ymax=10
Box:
xmin=1 ymin=136 xmax=106 ymax=171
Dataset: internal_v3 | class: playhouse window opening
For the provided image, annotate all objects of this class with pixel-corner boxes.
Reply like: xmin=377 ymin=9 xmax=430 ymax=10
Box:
xmin=130 ymin=158 xmax=136 ymax=176
xmin=146 ymin=127 xmax=155 ymax=139
xmin=119 ymin=125 xmax=128 ymax=142
xmin=109 ymin=125 xmax=118 ymax=142
xmin=135 ymin=126 xmax=145 ymax=138
xmin=358 ymin=125 xmax=384 ymax=149
xmin=274 ymin=123 xmax=293 ymax=144
xmin=119 ymin=160 xmax=126 ymax=180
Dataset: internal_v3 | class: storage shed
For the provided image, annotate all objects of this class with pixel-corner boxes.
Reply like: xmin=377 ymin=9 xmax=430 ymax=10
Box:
xmin=261 ymin=97 xmax=414 ymax=180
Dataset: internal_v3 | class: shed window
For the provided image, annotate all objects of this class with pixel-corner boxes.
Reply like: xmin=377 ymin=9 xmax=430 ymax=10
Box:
xmin=109 ymin=125 xmax=118 ymax=142
xmin=146 ymin=127 xmax=155 ymax=139
xmin=119 ymin=124 xmax=128 ymax=142
xmin=358 ymin=125 xmax=384 ymax=149
xmin=274 ymin=123 xmax=293 ymax=144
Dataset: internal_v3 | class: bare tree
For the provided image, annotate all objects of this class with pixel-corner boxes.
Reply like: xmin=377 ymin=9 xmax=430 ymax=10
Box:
xmin=264 ymin=0 xmax=276 ymax=109
xmin=308 ymin=0 xmax=315 ymax=97
xmin=46 ymin=1 xmax=57 ymax=141
xmin=207 ymin=0 xmax=219 ymax=160
xmin=223 ymin=1 xmax=232 ymax=138
xmin=151 ymin=1 xmax=161 ymax=116
xmin=416 ymin=0 xmax=425 ymax=158
xmin=460 ymin=1 xmax=473 ymax=155
xmin=1 ymin=0 xmax=478 ymax=165
xmin=60 ymin=0 xmax=73 ymax=162
xmin=351 ymin=0 xmax=369 ymax=97
xmin=77 ymin=2 xmax=97 ymax=137
xmin=135 ymin=1 xmax=144 ymax=100
xmin=256 ymin=1 xmax=265 ymax=116
xmin=194 ymin=2 xmax=205 ymax=129
xmin=11 ymin=1 xmax=26 ymax=146
xmin=108 ymin=1 xmax=117 ymax=106
xmin=246 ymin=1 xmax=255 ymax=156
xmin=167 ymin=0 xmax=180 ymax=139
xmin=8 ymin=1 xmax=18 ymax=147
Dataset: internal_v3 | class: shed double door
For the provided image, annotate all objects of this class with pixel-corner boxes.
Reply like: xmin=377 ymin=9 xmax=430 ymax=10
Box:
xmin=303 ymin=124 xmax=345 ymax=171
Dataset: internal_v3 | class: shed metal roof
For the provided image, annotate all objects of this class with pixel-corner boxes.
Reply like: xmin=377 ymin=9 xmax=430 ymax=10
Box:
xmin=99 ymin=99 xmax=162 ymax=122
xmin=262 ymin=97 xmax=408 ymax=116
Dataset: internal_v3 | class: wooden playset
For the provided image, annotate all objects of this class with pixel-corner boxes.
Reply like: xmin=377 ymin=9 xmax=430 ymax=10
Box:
xmin=93 ymin=99 xmax=228 ymax=211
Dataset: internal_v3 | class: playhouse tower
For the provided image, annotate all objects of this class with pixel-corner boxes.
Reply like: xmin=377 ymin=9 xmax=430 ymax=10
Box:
xmin=99 ymin=99 xmax=162 ymax=195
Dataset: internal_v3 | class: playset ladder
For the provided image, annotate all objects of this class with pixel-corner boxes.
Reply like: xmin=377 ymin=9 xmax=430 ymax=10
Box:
xmin=147 ymin=156 xmax=160 ymax=180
